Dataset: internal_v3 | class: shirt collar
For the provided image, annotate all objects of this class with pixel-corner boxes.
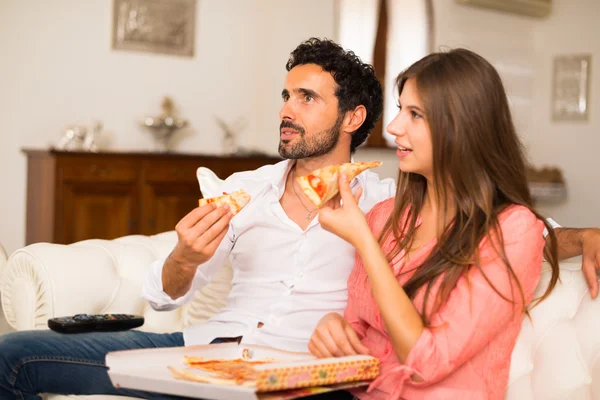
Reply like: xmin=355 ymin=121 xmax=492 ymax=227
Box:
xmin=268 ymin=159 xmax=366 ymax=196
xmin=268 ymin=160 xmax=294 ymax=197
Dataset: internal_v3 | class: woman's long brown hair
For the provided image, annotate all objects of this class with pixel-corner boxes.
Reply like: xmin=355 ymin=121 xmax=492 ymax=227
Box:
xmin=380 ymin=49 xmax=559 ymax=325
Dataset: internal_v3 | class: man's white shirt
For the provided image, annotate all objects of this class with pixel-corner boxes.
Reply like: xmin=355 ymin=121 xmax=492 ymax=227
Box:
xmin=142 ymin=160 xmax=396 ymax=352
xmin=142 ymin=160 xmax=558 ymax=353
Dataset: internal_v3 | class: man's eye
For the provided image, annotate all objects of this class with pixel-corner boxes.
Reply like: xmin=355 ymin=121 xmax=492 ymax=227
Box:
xmin=304 ymin=95 xmax=314 ymax=102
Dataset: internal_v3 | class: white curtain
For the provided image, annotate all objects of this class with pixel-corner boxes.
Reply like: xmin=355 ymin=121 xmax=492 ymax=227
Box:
xmin=382 ymin=0 xmax=430 ymax=146
xmin=337 ymin=0 xmax=431 ymax=147
xmin=336 ymin=0 xmax=380 ymax=65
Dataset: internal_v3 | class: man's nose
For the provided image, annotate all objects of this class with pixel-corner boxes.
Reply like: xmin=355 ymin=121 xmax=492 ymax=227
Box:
xmin=279 ymin=100 xmax=296 ymax=121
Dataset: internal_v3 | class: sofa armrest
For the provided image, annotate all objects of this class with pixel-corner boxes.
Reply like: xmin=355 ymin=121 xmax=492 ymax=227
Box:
xmin=0 ymin=232 xmax=177 ymax=331
xmin=0 ymin=243 xmax=7 ymax=279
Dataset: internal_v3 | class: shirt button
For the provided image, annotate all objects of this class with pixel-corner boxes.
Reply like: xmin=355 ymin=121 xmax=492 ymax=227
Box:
xmin=297 ymin=272 xmax=304 ymax=278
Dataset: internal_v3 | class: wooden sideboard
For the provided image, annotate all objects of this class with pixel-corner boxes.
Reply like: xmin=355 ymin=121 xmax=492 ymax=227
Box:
xmin=23 ymin=149 xmax=281 ymax=245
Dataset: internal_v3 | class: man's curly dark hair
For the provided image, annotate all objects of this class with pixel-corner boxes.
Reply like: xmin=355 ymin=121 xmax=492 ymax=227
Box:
xmin=286 ymin=38 xmax=383 ymax=153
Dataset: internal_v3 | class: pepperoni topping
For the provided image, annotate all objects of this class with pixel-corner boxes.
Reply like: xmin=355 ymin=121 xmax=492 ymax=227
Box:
xmin=307 ymin=174 xmax=326 ymax=198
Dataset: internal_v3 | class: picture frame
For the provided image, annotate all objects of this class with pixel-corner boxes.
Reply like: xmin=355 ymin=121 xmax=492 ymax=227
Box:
xmin=552 ymin=54 xmax=592 ymax=122
xmin=112 ymin=0 xmax=196 ymax=57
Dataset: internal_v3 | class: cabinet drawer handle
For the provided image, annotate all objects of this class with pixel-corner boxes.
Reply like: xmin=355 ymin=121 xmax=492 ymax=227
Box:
xmin=90 ymin=165 xmax=113 ymax=176
xmin=170 ymin=168 xmax=187 ymax=178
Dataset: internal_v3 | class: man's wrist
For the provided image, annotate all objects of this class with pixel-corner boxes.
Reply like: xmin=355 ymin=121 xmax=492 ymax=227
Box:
xmin=582 ymin=228 xmax=600 ymax=246
xmin=168 ymin=248 xmax=200 ymax=271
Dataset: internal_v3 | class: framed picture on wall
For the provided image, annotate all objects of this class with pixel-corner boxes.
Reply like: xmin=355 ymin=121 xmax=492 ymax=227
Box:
xmin=552 ymin=54 xmax=592 ymax=122
xmin=112 ymin=0 xmax=196 ymax=57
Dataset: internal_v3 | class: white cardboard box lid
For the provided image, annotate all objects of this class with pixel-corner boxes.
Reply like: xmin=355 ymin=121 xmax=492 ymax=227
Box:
xmin=106 ymin=342 xmax=371 ymax=400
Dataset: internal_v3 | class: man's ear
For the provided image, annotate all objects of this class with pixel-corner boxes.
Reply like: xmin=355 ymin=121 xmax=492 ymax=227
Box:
xmin=343 ymin=105 xmax=367 ymax=135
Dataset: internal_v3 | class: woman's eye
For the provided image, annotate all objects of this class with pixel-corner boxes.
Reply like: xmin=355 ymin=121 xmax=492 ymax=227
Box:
xmin=411 ymin=110 xmax=421 ymax=119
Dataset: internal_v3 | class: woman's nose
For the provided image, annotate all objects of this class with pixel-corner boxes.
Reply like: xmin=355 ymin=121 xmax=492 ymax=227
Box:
xmin=386 ymin=113 xmax=405 ymax=137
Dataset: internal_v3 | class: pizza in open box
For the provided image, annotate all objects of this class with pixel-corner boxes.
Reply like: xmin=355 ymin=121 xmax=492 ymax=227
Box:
xmin=169 ymin=348 xmax=379 ymax=392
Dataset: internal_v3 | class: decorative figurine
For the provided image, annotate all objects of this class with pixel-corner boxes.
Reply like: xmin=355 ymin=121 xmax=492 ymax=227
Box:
xmin=55 ymin=121 xmax=103 ymax=152
xmin=214 ymin=116 xmax=247 ymax=155
xmin=141 ymin=96 xmax=188 ymax=152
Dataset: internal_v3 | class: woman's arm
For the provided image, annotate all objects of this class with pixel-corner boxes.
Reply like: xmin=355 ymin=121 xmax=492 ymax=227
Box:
xmin=374 ymin=207 xmax=544 ymax=384
xmin=319 ymin=174 xmax=546 ymax=385
xmin=354 ymin=233 xmax=424 ymax=362
xmin=317 ymin=174 xmax=425 ymax=361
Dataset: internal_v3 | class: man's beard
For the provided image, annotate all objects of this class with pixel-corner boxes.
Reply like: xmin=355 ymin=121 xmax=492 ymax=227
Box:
xmin=278 ymin=114 xmax=344 ymax=160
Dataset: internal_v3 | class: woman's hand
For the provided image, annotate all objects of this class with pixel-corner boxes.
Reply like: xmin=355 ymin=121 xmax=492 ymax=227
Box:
xmin=308 ymin=313 xmax=370 ymax=358
xmin=318 ymin=174 xmax=369 ymax=248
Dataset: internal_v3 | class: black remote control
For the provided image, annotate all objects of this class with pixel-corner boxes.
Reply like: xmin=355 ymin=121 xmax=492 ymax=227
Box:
xmin=48 ymin=314 xmax=145 ymax=334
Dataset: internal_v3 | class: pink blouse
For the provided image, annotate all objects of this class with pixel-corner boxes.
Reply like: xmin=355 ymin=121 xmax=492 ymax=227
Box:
xmin=345 ymin=199 xmax=545 ymax=400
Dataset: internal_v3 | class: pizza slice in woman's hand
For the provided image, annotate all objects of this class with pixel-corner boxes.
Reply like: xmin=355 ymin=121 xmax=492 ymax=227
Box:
xmin=296 ymin=161 xmax=381 ymax=208
xmin=198 ymin=189 xmax=251 ymax=215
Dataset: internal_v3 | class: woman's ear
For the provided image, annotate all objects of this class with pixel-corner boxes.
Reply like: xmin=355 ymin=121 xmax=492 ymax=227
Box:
xmin=343 ymin=105 xmax=367 ymax=135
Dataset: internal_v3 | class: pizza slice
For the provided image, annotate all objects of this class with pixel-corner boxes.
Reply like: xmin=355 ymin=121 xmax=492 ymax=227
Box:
xmin=296 ymin=161 xmax=381 ymax=207
xmin=168 ymin=365 xmax=246 ymax=386
xmin=198 ymin=189 xmax=251 ymax=215
xmin=178 ymin=351 xmax=276 ymax=384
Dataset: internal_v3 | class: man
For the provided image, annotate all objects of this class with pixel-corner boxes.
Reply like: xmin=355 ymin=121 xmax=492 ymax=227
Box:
xmin=0 ymin=38 xmax=599 ymax=400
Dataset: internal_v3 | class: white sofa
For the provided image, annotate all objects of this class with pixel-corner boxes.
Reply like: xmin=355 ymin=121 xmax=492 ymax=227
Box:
xmin=0 ymin=232 xmax=233 ymax=400
xmin=2 ymin=238 xmax=600 ymax=400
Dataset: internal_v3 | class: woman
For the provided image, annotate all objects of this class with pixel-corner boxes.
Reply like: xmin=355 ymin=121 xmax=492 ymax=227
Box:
xmin=309 ymin=49 xmax=559 ymax=400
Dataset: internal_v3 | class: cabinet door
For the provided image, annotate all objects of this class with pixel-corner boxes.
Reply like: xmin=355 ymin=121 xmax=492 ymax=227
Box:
xmin=141 ymin=159 xmax=202 ymax=235
xmin=59 ymin=182 xmax=139 ymax=244
xmin=142 ymin=181 xmax=200 ymax=235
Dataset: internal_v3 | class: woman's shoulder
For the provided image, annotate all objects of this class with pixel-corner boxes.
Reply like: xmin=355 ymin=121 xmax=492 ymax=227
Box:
xmin=365 ymin=198 xmax=396 ymax=228
xmin=498 ymin=204 xmax=541 ymax=227
xmin=492 ymin=204 xmax=545 ymax=245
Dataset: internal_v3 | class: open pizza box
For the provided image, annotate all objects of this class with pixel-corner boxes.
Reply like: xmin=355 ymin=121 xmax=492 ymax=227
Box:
xmin=106 ymin=343 xmax=379 ymax=400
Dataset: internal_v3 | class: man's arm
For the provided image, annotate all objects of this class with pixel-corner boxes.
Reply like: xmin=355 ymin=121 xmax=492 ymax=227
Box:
xmin=142 ymin=208 xmax=232 ymax=311
xmin=550 ymin=227 xmax=600 ymax=298
xmin=162 ymin=203 xmax=233 ymax=299
xmin=161 ymin=254 xmax=205 ymax=300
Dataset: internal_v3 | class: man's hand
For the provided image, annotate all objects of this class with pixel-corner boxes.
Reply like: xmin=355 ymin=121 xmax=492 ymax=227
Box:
xmin=582 ymin=228 xmax=600 ymax=299
xmin=308 ymin=313 xmax=370 ymax=358
xmin=170 ymin=203 xmax=233 ymax=267
xmin=162 ymin=203 xmax=233 ymax=299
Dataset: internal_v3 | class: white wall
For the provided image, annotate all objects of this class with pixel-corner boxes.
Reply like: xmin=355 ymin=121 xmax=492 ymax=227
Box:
xmin=528 ymin=0 xmax=600 ymax=227
xmin=434 ymin=0 xmax=600 ymax=228
xmin=358 ymin=0 xmax=540 ymax=182
xmin=1 ymin=0 xmax=598 ymax=255
xmin=0 ymin=0 xmax=336 ymax=254
xmin=363 ymin=0 xmax=600 ymax=228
